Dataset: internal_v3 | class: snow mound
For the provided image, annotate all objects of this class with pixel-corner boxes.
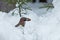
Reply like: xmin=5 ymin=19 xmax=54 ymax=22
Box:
xmin=0 ymin=10 xmax=39 ymax=40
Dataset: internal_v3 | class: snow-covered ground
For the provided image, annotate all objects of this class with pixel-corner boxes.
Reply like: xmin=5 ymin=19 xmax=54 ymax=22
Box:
xmin=0 ymin=9 xmax=39 ymax=40
xmin=0 ymin=0 xmax=60 ymax=40
xmin=27 ymin=3 xmax=53 ymax=16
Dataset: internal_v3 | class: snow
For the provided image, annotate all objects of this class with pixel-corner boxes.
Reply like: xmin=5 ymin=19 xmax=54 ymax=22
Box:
xmin=38 ymin=0 xmax=60 ymax=40
xmin=0 ymin=0 xmax=60 ymax=40
xmin=26 ymin=3 xmax=50 ymax=16
xmin=0 ymin=10 xmax=39 ymax=40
